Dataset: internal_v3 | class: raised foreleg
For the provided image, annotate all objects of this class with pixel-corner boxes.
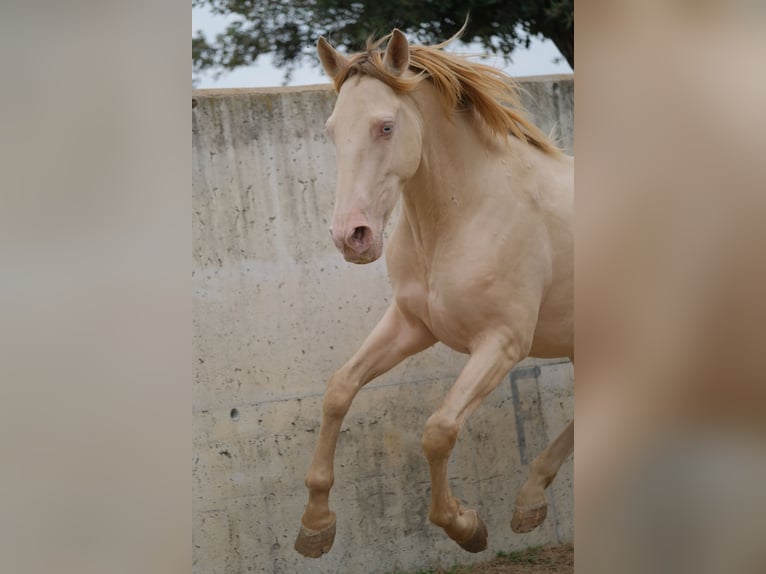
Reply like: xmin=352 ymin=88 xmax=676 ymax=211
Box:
xmin=421 ymin=338 xmax=522 ymax=553
xmin=295 ymin=302 xmax=436 ymax=557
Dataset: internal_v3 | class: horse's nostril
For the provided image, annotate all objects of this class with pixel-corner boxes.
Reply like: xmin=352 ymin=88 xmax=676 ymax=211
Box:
xmin=353 ymin=227 xmax=367 ymax=242
xmin=346 ymin=226 xmax=372 ymax=253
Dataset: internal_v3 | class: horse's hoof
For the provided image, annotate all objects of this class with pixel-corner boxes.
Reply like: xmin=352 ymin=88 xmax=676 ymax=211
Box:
xmin=294 ymin=520 xmax=336 ymax=558
xmin=457 ymin=512 xmax=488 ymax=553
xmin=511 ymin=501 xmax=548 ymax=533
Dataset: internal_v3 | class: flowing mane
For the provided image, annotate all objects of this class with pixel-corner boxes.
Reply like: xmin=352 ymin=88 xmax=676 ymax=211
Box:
xmin=330 ymin=34 xmax=560 ymax=156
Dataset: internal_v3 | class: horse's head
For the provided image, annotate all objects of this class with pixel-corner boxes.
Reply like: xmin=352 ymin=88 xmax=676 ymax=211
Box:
xmin=317 ymin=31 xmax=422 ymax=264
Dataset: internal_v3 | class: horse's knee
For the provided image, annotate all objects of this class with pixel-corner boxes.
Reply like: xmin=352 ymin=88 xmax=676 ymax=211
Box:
xmin=322 ymin=375 xmax=355 ymax=419
xmin=422 ymin=411 xmax=458 ymax=461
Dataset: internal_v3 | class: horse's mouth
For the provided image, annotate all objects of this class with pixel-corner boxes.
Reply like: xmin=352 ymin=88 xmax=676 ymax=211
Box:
xmin=341 ymin=244 xmax=382 ymax=265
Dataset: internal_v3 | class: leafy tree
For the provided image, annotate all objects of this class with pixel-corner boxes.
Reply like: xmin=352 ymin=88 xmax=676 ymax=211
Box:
xmin=192 ymin=1 xmax=573 ymax=84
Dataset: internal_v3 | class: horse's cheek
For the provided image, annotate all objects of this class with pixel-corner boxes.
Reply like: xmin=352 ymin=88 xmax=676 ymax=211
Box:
xmin=395 ymin=137 xmax=421 ymax=177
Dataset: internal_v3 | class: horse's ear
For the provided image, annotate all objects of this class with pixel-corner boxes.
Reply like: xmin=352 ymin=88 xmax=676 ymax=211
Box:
xmin=317 ymin=36 xmax=348 ymax=80
xmin=383 ymin=29 xmax=410 ymax=76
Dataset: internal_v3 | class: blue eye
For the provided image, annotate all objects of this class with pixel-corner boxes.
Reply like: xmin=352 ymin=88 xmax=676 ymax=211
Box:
xmin=381 ymin=122 xmax=394 ymax=135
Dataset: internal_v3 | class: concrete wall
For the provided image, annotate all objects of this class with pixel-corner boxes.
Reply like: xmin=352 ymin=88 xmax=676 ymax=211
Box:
xmin=193 ymin=76 xmax=574 ymax=574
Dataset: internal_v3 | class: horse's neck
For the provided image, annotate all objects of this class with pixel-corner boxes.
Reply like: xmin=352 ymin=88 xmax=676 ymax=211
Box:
xmin=401 ymin=89 xmax=527 ymax=253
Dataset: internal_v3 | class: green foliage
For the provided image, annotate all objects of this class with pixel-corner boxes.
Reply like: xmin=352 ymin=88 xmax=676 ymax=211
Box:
xmin=389 ymin=562 xmax=471 ymax=574
xmin=192 ymin=0 xmax=573 ymax=83
xmin=498 ymin=545 xmax=540 ymax=561
xmin=389 ymin=565 xmax=470 ymax=574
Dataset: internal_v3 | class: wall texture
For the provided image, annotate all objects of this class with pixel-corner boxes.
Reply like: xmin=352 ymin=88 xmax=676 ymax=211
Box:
xmin=193 ymin=76 xmax=574 ymax=574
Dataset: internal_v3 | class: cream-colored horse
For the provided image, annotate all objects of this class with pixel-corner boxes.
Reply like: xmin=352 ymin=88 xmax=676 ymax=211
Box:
xmin=295 ymin=29 xmax=574 ymax=557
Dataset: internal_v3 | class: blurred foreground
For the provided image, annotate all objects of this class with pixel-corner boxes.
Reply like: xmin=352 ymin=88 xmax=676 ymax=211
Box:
xmin=576 ymin=1 xmax=766 ymax=573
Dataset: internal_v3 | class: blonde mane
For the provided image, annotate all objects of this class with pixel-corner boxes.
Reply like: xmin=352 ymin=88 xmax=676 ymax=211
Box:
xmin=331 ymin=34 xmax=560 ymax=156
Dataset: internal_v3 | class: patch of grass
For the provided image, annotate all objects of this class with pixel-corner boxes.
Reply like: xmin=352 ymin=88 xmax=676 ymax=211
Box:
xmin=496 ymin=545 xmax=545 ymax=564
xmin=390 ymin=563 xmax=471 ymax=574
xmin=390 ymin=544 xmax=573 ymax=574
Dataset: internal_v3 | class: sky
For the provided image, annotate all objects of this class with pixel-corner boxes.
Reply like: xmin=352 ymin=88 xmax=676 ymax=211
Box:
xmin=192 ymin=7 xmax=572 ymax=89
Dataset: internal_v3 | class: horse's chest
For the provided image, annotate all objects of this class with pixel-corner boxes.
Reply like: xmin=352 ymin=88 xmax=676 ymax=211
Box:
xmin=426 ymin=290 xmax=473 ymax=353
xmin=397 ymin=276 xmax=475 ymax=354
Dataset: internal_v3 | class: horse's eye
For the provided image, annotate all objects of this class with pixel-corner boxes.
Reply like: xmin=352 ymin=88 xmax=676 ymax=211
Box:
xmin=380 ymin=122 xmax=394 ymax=136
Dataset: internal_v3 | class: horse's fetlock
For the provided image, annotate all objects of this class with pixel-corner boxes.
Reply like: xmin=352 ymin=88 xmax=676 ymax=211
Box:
xmin=428 ymin=508 xmax=455 ymax=528
xmin=305 ymin=470 xmax=334 ymax=492
xmin=530 ymin=457 xmax=557 ymax=489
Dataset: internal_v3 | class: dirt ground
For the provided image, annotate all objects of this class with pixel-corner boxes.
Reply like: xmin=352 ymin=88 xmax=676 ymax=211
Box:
xmin=411 ymin=544 xmax=574 ymax=574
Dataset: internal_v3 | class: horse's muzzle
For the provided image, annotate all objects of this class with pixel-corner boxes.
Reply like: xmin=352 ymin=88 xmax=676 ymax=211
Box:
xmin=330 ymin=225 xmax=381 ymax=264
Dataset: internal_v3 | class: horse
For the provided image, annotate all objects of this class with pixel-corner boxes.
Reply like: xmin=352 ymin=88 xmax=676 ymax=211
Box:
xmin=294 ymin=28 xmax=574 ymax=558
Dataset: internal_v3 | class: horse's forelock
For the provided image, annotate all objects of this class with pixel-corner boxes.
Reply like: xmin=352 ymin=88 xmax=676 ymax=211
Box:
xmin=332 ymin=50 xmax=420 ymax=94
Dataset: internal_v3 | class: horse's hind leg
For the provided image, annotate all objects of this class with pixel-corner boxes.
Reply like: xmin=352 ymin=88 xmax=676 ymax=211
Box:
xmin=511 ymin=419 xmax=574 ymax=533
xmin=421 ymin=338 xmax=521 ymax=553
xmin=295 ymin=303 xmax=435 ymax=558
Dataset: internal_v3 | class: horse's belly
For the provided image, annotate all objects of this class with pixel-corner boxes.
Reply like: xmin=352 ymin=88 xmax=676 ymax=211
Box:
xmin=529 ymin=305 xmax=573 ymax=358
xmin=529 ymin=332 xmax=573 ymax=359
xmin=420 ymin=286 xmax=572 ymax=359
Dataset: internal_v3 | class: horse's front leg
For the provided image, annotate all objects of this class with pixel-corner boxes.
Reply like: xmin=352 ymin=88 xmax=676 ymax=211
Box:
xmin=421 ymin=338 xmax=521 ymax=553
xmin=295 ymin=303 xmax=436 ymax=558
